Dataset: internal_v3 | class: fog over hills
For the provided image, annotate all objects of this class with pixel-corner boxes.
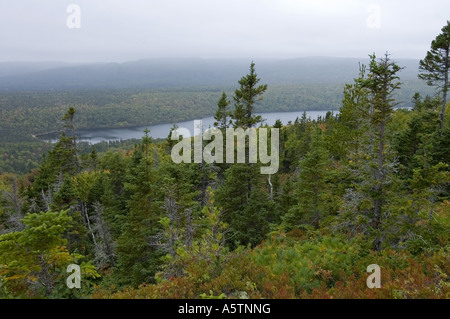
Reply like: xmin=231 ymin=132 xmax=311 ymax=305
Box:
xmin=0 ymin=61 xmax=81 ymax=78
xmin=0 ymin=57 xmax=424 ymax=91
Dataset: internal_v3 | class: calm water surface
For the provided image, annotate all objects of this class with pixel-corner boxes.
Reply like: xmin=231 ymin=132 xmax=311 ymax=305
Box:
xmin=75 ymin=110 xmax=337 ymax=144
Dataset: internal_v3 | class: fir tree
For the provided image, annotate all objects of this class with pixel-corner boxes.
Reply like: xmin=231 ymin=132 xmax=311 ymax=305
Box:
xmin=283 ymin=128 xmax=332 ymax=229
xmin=231 ymin=62 xmax=267 ymax=129
xmin=419 ymin=20 xmax=450 ymax=132
xmin=113 ymin=136 xmax=163 ymax=287
xmin=337 ymin=53 xmax=403 ymax=251
xmin=215 ymin=163 xmax=272 ymax=248
xmin=214 ymin=92 xmax=231 ymax=130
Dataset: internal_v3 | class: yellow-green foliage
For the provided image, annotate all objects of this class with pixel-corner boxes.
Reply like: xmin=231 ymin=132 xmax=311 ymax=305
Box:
xmin=252 ymin=230 xmax=365 ymax=294
xmin=92 ymin=228 xmax=448 ymax=299
xmin=0 ymin=210 xmax=99 ymax=298
xmin=92 ymin=247 xmax=295 ymax=299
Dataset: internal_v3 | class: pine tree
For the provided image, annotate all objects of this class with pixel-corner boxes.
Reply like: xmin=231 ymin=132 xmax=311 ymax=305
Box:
xmin=363 ymin=53 xmax=403 ymax=250
xmin=337 ymin=53 xmax=403 ymax=251
xmin=283 ymin=128 xmax=332 ymax=229
xmin=278 ymin=174 xmax=295 ymax=216
xmin=282 ymin=112 xmax=314 ymax=171
xmin=419 ymin=20 xmax=450 ymax=132
xmin=113 ymin=134 xmax=163 ymax=287
xmin=330 ymin=64 xmax=370 ymax=159
xmin=61 ymin=107 xmax=80 ymax=173
xmin=215 ymin=163 xmax=272 ymax=248
xmin=231 ymin=61 xmax=267 ymax=129
xmin=395 ymin=94 xmax=441 ymax=176
xmin=28 ymin=108 xmax=82 ymax=211
xmin=214 ymin=92 xmax=231 ymax=130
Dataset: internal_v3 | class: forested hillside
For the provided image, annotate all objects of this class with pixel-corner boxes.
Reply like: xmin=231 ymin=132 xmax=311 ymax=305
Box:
xmin=0 ymin=49 xmax=448 ymax=299
xmin=0 ymin=57 xmax=434 ymax=176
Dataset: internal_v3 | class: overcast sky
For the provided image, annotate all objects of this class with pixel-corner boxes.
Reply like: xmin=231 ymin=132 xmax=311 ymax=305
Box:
xmin=0 ymin=0 xmax=449 ymax=63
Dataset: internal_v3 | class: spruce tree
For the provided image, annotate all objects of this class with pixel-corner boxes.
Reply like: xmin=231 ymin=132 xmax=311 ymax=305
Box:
xmin=364 ymin=53 xmax=403 ymax=250
xmin=214 ymin=92 xmax=231 ymax=130
xmin=331 ymin=64 xmax=370 ymax=159
xmin=337 ymin=53 xmax=403 ymax=251
xmin=113 ymin=134 xmax=163 ymax=287
xmin=232 ymin=61 xmax=267 ymax=129
xmin=283 ymin=128 xmax=332 ymax=229
xmin=419 ymin=20 xmax=450 ymax=132
xmin=214 ymin=62 xmax=273 ymax=248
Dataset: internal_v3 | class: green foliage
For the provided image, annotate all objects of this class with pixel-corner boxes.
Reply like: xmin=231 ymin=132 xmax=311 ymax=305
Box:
xmin=0 ymin=48 xmax=449 ymax=300
xmin=419 ymin=20 xmax=450 ymax=130
xmin=283 ymin=128 xmax=334 ymax=229
xmin=253 ymin=230 xmax=366 ymax=294
xmin=72 ymin=171 xmax=101 ymax=203
xmin=199 ymin=290 xmax=227 ymax=299
xmin=281 ymin=112 xmax=314 ymax=171
xmin=0 ymin=210 xmax=99 ymax=298
xmin=335 ymin=53 xmax=405 ymax=251
xmin=214 ymin=92 xmax=231 ymax=129
xmin=215 ymin=163 xmax=273 ymax=248
xmin=112 ymin=139 xmax=165 ymax=287
xmin=232 ymin=62 xmax=268 ymax=129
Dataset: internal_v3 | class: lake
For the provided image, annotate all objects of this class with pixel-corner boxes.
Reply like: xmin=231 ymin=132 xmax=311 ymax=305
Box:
xmin=75 ymin=110 xmax=337 ymax=144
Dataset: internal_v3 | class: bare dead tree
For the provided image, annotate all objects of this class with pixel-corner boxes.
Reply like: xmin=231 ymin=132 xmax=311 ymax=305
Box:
xmin=1 ymin=175 xmax=25 ymax=233
xmin=92 ymin=202 xmax=116 ymax=268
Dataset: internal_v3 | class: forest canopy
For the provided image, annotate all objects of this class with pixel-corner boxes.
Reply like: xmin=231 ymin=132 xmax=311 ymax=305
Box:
xmin=0 ymin=31 xmax=449 ymax=299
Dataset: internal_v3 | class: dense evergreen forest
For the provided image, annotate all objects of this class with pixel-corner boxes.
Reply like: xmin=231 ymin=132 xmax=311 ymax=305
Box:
xmin=0 ymin=81 xmax=433 ymax=175
xmin=0 ymin=57 xmax=433 ymax=176
xmin=0 ymin=23 xmax=449 ymax=299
